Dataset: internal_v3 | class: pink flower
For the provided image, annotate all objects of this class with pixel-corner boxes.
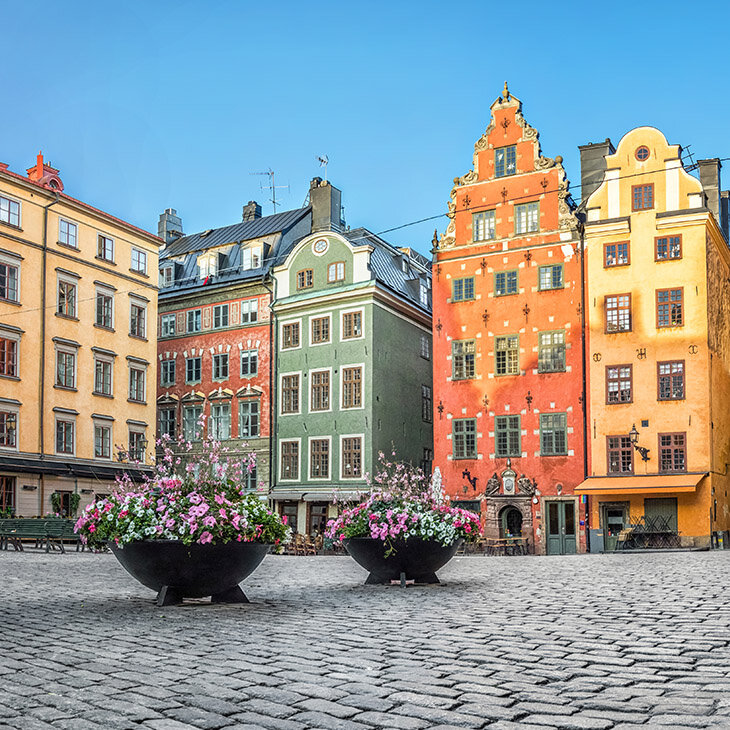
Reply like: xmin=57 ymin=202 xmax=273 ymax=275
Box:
xmin=199 ymin=531 xmax=213 ymax=544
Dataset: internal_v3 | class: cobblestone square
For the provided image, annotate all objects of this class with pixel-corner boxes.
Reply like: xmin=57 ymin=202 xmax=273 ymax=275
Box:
xmin=1 ymin=550 xmax=730 ymax=729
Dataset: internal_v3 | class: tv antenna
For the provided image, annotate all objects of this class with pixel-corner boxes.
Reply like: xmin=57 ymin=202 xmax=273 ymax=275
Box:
xmin=682 ymin=144 xmax=698 ymax=172
xmin=250 ymin=168 xmax=289 ymax=213
xmin=317 ymin=155 xmax=329 ymax=183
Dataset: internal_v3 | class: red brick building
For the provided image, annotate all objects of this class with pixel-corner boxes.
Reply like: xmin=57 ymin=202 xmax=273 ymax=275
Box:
xmin=432 ymin=85 xmax=585 ymax=554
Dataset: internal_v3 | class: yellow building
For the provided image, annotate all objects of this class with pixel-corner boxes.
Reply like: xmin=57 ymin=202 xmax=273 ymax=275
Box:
xmin=577 ymin=128 xmax=730 ymax=549
xmin=0 ymin=154 xmax=161 ymax=517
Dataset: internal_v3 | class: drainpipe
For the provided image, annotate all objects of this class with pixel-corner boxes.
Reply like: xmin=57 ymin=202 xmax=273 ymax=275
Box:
xmin=578 ymin=220 xmax=590 ymax=552
xmin=260 ymin=271 xmax=278 ymax=499
xmin=39 ymin=193 xmax=61 ymax=515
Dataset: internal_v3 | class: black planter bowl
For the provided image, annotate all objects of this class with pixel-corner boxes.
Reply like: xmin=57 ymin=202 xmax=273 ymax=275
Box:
xmin=110 ymin=540 xmax=271 ymax=606
xmin=343 ymin=537 xmax=463 ymax=585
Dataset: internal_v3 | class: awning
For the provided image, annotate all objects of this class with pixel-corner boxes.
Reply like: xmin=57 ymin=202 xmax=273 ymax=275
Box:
xmin=304 ymin=491 xmax=364 ymax=502
xmin=576 ymin=473 xmax=707 ymax=496
xmin=269 ymin=491 xmax=305 ymax=501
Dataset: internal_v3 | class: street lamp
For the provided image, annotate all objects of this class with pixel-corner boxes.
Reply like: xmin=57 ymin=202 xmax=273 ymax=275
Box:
xmin=629 ymin=424 xmax=650 ymax=462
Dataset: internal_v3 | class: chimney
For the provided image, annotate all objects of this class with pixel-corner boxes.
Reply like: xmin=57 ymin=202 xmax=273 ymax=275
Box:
xmin=242 ymin=200 xmax=262 ymax=222
xmin=158 ymin=208 xmax=184 ymax=245
xmin=721 ymin=191 xmax=729 ymax=242
xmin=578 ymin=138 xmax=615 ymax=208
xmin=26 ymin=151 xmax=64 ymax=191
xmin=309 ymin=177 xmax=343 ymax=233
xmin=698 ymin=159 xmax=722 ymax=225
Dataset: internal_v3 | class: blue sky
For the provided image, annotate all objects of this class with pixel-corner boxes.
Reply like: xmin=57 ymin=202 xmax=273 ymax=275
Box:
xmin=3 ymin=1 xmax=729 ymax=254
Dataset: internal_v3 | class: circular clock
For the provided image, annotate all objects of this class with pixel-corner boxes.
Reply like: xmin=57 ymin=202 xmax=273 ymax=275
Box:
xmin=313 ymin=239 xmax=328 ymax=254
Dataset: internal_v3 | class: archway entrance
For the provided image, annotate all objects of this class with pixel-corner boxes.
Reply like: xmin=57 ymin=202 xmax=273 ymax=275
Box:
xmin=500 ymin=506 xmax=523 ymax=538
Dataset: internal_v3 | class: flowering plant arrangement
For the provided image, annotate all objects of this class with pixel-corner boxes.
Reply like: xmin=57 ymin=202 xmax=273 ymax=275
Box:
xmin=75 ymin=429 xmax=291 ymax=551
xmin=325 ymin=452 xmax=480 ymax=555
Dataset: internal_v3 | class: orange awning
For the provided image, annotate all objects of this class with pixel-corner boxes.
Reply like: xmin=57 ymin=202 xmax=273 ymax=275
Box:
xmin=575 ymin=473 xmax=707 ymax=496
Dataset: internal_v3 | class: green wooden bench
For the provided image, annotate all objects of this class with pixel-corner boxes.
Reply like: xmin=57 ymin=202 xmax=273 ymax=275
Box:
xmin=0 ymin=518 xmax=79 ymax=553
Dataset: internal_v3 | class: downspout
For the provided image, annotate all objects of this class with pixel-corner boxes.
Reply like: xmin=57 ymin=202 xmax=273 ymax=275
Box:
xmin=578 ymin=219 xmax=590 ymax=551
xmin=39 ymin=192 xmax=61 ymax=515
xmin=260 ymin=271 xmax=278 ymax=500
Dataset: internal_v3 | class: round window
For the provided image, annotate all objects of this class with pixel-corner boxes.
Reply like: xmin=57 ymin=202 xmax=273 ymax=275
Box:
xmin=635 ymin=146 xmax=650 ymax=161
xmin=313 ymin=238 xmax=329 ymax=255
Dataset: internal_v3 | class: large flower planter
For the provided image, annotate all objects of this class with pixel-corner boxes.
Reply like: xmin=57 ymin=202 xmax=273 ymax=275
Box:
xmin=110 ymin=540 xmax=271 ymax=606
xmin=343 ymin=537 xmax=463 ymax=585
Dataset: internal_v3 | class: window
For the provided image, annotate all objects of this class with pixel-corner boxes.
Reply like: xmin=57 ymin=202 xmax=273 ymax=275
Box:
xmin=515 ymin=202 xmax=539 ymax=234
xmin=453 ymin=419 xmax=477 ymax=459
xmin=311 ymin=371 xmax=330 ymax=411
xmin=130 ymin=302 xmax=146 ymax=338
xmin=310 ymin=439 xmax=330 ymax=479
xmin=495 ymin=335 xmax=519 ymax=375
xmin=0 ymin=476 xmax=13 ymax=512
xmin=632 ymin=184 xmax=654 ymax=211
xmin=212 ymin=353 xmax=229 ymax=381
xmin=160 ymin=313 xmax=175 ymax=337
xmin=342 ymin=367 xmax=362 ymax=408
xmin=131 ymin=248 xmax=147 ymax=274
xmin=213 ymin=304 xmax=229 ymax=329
xmin=452 ymin=340 xmax=475 ymax=380
xmin=419 ymin=282 xmax=429 ymax=308
xmin=607 ymin=436 xmax=633 ymax=474
xmin=473 ymin=210 xmax=496 ymax=241
xmin=606 ymin=365 xmax=632 ymax=404
xmin=297 ymin=269 xmax=314 ymax=290
xmin=495 ymin=415 xmax=521 ymax=457
xmin=128 ymin=431 xmax=146 ymax=463
xmin=658 ymin=361 xmax=685 ymax=401
xmin=342 ymin=311 xmax=362 ymax=339
xmin=198 ymin=254 xmax=217 ymax=279
xmin=656 ymin=288 xmax=683 ymax=327
xmin=244 ymin=465 xmax=258 ymax=492
xmin=241 ymin=298 xmax=258 ymax=324
xmin=282 ymin=374 xmax=300 ymax=414
xmin=59 ymin=219 xmax=78 ymax=248
xmin=495 ymin=270 xmax=518 ymax=296
xmin=210 ymin=403 xmax=231 ymax=440
xmin=94 ymin=425 xmax=111 ymax=459
xmin=420 ymin=335 xmax=430 ymax=360
xmin=186 ymin=357 xmax=201 ymax=384
xmin=605 ymin=294 xmax=631 ymax=332
xmin=328 ymin=262 xmax=345 ymax=282
xmin=311 ymin=316 xmax=330 ymax=344
xmin=281 ymin=441 xmax=299 ymax=480
xmin=241 ymin=349 xmax=258 ymax=378
xmin=342 ymin=437 xmax=362 ymax=478
xmin=538 ymin=264 xmax=563 ymax=291
xmin=495 ymin=145 xmax=516 ymax=178
xmin=538 ymin=331 xmax=565 ymax=373
xmin=239 ymin=400 xmax=259 ymax=437
xmin=129 ymin=367 xmax=146 ymax=402
xmin=656 ymin=235 xmax=682 ymax=261
xmin=540 ymin=413 xmax=567 ymax=455
xmin=421 ymin=448 xmax=433 ymax=475
xmin=94 ymin=357 xmax=113 ymax=396
xmin=0 ymin=338 xmax=17 ymax=377
xmin=0 ymin=262 xmax=19 ymax=302
xmin=187 ymin=309 xmax=202 ymax=333
xmin=160 ymin=359 xmax=175 ymax=387
xmin=183 ymin=405 xmax=203 ymax=441
xmin=421 ymin=385 xmax=432 ymax=422
xmin=241 ymin=245 xmax=261 ymax=271
xmin=57 ymin=279 xmax=77 ymax=318
xmin=97 ymin=234 xmax=114 ymax=262
xmin=160 ymin=265 xmax=174 ymax=287
xmin=0 ymin=411 xmax=17 ymax=448
xmin=0 ymin=195 xmax=20 ymax=227
xmin=604 ymin=241 xmax=629 ymax=267
xmin=452 ymin=277 xmax=475 ymax=302
xmin=56 ymin=420 xmax=74 ymax=455
xmin=635 ymin=145 xmax=650 ymax=161
xmin=659 ymin=433 xmax=686 ymax=473
xmin=283 ymin=322 xmax=300 ymax=349
xmin=56 ymin=350 xmax=76 ymax=389
xmin=159 ymin=408 xmax=176 ymax=439
xmin=96 ymin=289 xmax=114 ymax=329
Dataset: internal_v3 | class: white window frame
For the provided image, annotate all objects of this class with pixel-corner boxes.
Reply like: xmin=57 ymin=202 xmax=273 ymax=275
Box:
xmin=340 ymin=308 xmax=364 ymax=342
xmin=54 ymin=343 xmax=78 ymax=390
xmin=420 ymin=334 xmax=431 ymax=360
xmin=95 ymin=285 xmax=115 ymax=329
xmin=58 ymin=218 xmax=78 ymax=248
xmin=160 ymin=264 xmax=174 ymax=287
xmin=209 ymin=402 xmax=231 ymax=441
xmin=54 ymin=414 xmax=76 ymax=457
xmin=340 ymin=434 xmax=365 ymax=480
xmin=93 ymin=353 xmax=114 ymax=396
xmin=0 ymin=403 xmax=19 ymax=451
xmin=213 ymin=303 xmax=229 ymax=329
xmin=93 ymin=419 xmax=113 ymax=460
xmin=279 ymin=437 xmax=301 ymax=482
xmin=0 ymin=194 xmax=21 ymax=228
xmin=187 ymin=309 xmax=202 ymax=333
xmin=0 ymin=325 xmax=21 ymax=379
xmin=128 ymin=365 xmax=147 ymax=403
xmin=340 ymin=363 xmax=365 ymax=410
xmin=212 ymin=353 xmax=229 ymax=381
xmin=131 ymin=247 xmax=147 ymax=275
xmin=160 ymin=313 xmax=176 ymax=337
xmin=182 ymin=405 xmax=203 ymax=442
xmin=0 ymin=250 xmax=21 ymax=304
xmin=56 ymin=271 xmax=79 ymax=319
xmin=97 ymin=233 xmax=114 ymax=262
xmin=129 ymin=298 xmax=147 ymax=338
xmin=240 ymin=348 xmax=258 ymax=378
xmin=128 ymin=427 xmax=147 ymax=464
xmin=240 ymin=298 xmax=259 ymax=324
xmin=308 ymin=435 xmax=332 ymax=481
xmin=238 ymin=399 xmax=260 ymax=438
xmin=241 ymin=245 xmax=262 ymax=271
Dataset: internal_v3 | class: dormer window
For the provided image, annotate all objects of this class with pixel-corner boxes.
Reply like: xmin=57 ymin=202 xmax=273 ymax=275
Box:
xmin=160 ymin=265 xmax=174 ymax=287
xmin=241 ymin=245 xmax=262 ymax=271
xmin=419 ymin=282 xmax=429 ymax=307
xmin=198 ymin=253 xmax=218 ymax=279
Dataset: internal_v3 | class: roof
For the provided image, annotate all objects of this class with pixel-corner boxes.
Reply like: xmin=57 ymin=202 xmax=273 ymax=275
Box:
xmin=162 ymin=206 xmax=310 ymax=258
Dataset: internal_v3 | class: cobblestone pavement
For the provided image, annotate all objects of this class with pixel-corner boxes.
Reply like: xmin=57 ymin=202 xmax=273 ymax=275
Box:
xmin=2 ymin=550 xmax=730 ymax=730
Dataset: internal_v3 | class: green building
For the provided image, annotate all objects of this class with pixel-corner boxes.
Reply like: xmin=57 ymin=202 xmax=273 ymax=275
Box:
xmin=271 ymin=179 xmax=433 ymax=535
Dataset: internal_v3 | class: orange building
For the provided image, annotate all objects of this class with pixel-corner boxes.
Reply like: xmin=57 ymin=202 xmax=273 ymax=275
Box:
xmin=432 ymin=85 xmax=585 ymax=554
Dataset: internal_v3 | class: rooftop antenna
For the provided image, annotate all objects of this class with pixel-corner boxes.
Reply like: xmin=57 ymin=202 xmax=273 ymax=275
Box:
xmin=250 ymin=168 xmax=289 ymax=214
xmin=317 ymin=155 xmax=329 ymax=183
xmin=682 ymin=144 xmax=698 ymax=172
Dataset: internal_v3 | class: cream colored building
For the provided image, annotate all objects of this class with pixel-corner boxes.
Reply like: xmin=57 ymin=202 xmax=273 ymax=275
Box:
xmin=0 ymin=154 xmax=161 ymax=517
